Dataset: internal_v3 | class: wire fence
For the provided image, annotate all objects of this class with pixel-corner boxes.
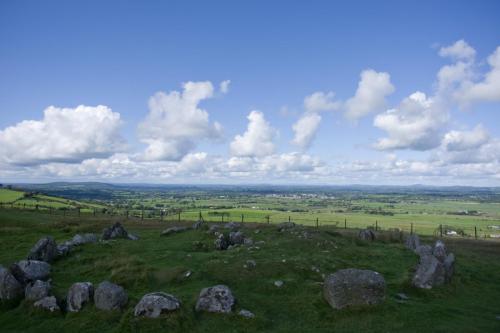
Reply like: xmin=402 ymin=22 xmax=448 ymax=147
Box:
xmin=2 ymin=201 xmax=500 ymax=241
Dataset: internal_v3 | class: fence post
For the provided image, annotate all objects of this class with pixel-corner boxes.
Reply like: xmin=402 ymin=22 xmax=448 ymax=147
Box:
xmin=410 ymin=223 xmax=413 ymax=235
xmin=344 ymin=218 xmax=347 ymax=229
xmin=78 ymin=208 xmax=80 ymax=216
xmin=474 ymin=226 xmax=477 ymax=240
xmin=141 ymin=208 xmax=144 ymax=220
xmin=440 ymin=224 xmax=443 ymax=237
xmin=288 ymin=216 xmax=291 ymax=223
xmin=178 ymin=211 xmax=181 ymax=223
xmin=316 ymin=217 xmax=319 ymax=229
xmin=241 ymin=214 xmax=244 ymax=223
xmin=375 ymin=220 xmax=378 ymax=231
xmin=266 ymin=215 xmax=270 ymax=224
xmin=221 ymin=214 xmax=224 ymax=223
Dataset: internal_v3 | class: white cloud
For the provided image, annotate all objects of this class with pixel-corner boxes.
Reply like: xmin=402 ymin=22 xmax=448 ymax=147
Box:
xmin=374 ymin=92 xmax=448 ymax=151
xmin=291 ymin=113 xmax=322 ymax=150
xmin=439 ymin=39 xmax=476 ymax=61
xmin=458 ymin=46 xmax=500 ymax=104
xmin=442 ymin=125 xmax=490 ymax=152
xmin=138 ymin=81 xmax=223 ymax=161
xmin=304 ymin=91 xmax=340 ymax=113
xmin=220 ymin=80 xmax=231 ymax=94
xmin=0 ymin=105 xmax=125 ymax=166
xmin=344 ymin=69 xmax=395 ymax=121
xmin=230 ymin=110 xmax=276 ymax=157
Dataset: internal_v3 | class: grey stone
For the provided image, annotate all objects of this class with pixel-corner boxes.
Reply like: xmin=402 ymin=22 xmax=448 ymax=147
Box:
xmin=192 ymin=220 xmax=204 ymax=230
xmin=10 ymin=260 xmax=51 ymax=285
xmin=33 ymin=296 xmax=60 ymax=312
xmin=127 ymin=233 xmax=139 ymax=241
xmin=224 ymin=222 xmax=241 ymax=230
xmin=102 ymin=223 xmax=133 ymax=240
xmin=67 ymin=282 xmax=93 ymax=312
xmin=208 ymin=224 xmax=220 ymax=233
xmin=405 ymin=234 xmax=420 ymax=251
xmin=395 ymin=293 xmax=409 ymax=301
xmin=243 ymin=238 xmax=254 ymax=246
xmin=238 ymin=309 xmax=255 ymax=318
xmin=27 ymin=236 xmax=58 ymax=263
xmin=415 ymin=244 xmax=432 ymax=257
xmin=195 ymin=285 xmax=235 ymax=313
xmin=72 ymin=233 xmax=98 ymax=245
xmin=433 ymin=240 xmax=447 ymax=262
xmin=56 ymin=242 xmax=72 ymax=257
xmin=161 ymin=226 xmax=188 ymax=236
xmin=214 ymin=233 xmax=229 ymax=251
xmin=274 ymin=280 xmax=284 ymax=288
xmin=412 ymin=254 xmax=445 ymax=289
xmin=444 ymin=253 xmax=455 ymax=283
xmin=229 ymin=231 xmax=245 ymax=245
xmin=25 ymin=280 xmax=51 ymax=302
xmin=0 ymin=265 xmax=23 ymax=301
xmin=323 ymin=269 xmax=386 ymax=309
xmin=134 ymin=292 xmax=181 ymax=318
xmin=358 ymin=229 xmax=375 ymax=241
xmin=94 ymin=281 xmax=128 ymax=311
xmin=245 ymin=260 xmax=256 ymax=269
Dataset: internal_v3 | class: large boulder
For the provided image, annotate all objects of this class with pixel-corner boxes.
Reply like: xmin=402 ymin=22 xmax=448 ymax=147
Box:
xmin=10 ymin=260 xmax=51 ymax=285
xmin=94 ymin=281 xmax=128 ymax=311
xmin=214 ymin=234 xmax=229 ymax=251
xmin=415 ymin=245 xmax=432 ymax=257
xmin=161 ymin=226 xmax=188 ymax=236
xmin=25 ymin=280 xmax=51 ymax=302
xmin=27 ymin=236 xmax=58 ymax=263
xmin=323 ymin=269 xmax=386 ymax=309
xmin=405 ymin=234 xmax=420 ymax=251
xmin=358 ymin=229 xmax=375 ymax=241
xmin=71 ymin=233 xmax=98 ymax=246
xmin=229 ymin=231 xmax=245 ymax=245
xmin=33 ymin=296 xmax=60 ymax=312
xmin=412 ymin=254 xmax=445 ymax=289
xmin=102 ymin=223 xmax=137 ymax=241
xmin=0 ymin=265 xmax=23 ymax=301
xmin=67 ymin=282 xmax=94 ymax=312
xmin=195 ymin=285 xmax=235 ymax=313
xmin=134 ymin=292 xmax=181 ymax=318
xmin=56 ymin=242 xmax=73 ymax=257
xmin=432 ymin=240 xmax=447 ymax=262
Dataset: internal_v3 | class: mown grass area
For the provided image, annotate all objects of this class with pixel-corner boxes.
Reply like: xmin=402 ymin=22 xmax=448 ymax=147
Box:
xmin=1 ymin=209 xmax=500 ymax=332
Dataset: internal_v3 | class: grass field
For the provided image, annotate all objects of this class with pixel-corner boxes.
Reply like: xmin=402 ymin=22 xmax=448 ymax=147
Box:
xmin=1 ymin=209 xmax=500 ymax=332
xmin=0 ymin=189 xmax=25 ymax=203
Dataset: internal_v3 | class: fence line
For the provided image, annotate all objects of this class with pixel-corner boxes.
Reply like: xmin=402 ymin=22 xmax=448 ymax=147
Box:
xmin=0 ymin=202 xmax=499 ymax=240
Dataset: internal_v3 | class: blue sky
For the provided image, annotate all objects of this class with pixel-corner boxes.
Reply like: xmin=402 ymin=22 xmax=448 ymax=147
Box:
xmin=1 ymin=0 xmax=500 ymax=185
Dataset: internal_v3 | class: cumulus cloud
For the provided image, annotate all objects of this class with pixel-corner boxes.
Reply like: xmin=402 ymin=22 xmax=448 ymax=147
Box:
xmin=344 ymin=69 xmax=395 ymax=121
xmin=304 ymin=91 xmax=340 ymax=113
xmin=230 ymin=110 xmax=276 ymax=157
xmin=439 ymin=39 xmax=476 ymax=61
xmin=458 ymin=46 xmax=500 ymax=104
xmin=442 ymin=125 xmax=490 ymax=152
xmin=374 ymin=92 xmax=448 ymax=151
xmin=0 ymin=105 xmax=125 ymax=166
xmin=220 ymin=80 xmax=231 ymax=94
xmin=291 ymin=113 xmax=322 ymax=150
xmin=138 ymin=81 xmax=223 ymax=161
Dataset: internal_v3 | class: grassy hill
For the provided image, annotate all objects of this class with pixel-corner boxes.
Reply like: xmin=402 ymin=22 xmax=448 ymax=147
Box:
xmin=0 ymin=210 xmax=499 ymax=332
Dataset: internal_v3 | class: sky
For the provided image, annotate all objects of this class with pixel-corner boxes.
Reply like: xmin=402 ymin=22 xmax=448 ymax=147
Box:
xmin=1 ymin=0 xmax=500 ymax=185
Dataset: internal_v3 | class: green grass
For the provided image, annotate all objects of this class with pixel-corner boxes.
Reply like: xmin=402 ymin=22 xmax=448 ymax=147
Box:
xmin=1 ymin=209 xmax=500 ymax=332
xmin=0 ymin=189 xmax=25 ymax=203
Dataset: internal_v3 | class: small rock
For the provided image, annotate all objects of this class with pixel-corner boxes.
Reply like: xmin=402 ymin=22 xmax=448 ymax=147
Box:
xmin=34 ymin=296 xmax=60 ymax=312
xmin=224 ymin=222 xmax=240 ymax=230
xmin=274 ymin=280 xmax=284 ymax=288
xmin=72 ymin=233 xmax=98 ymax=246
xmin=67 ymin=282 xmax=93 ymax=312
xmin=192 ymin=220 xmax=204 ymax=230
xmin=277 ymin=222 xmax=295 ymax=232
xmin=0 ymin=265 xmax=23 ymax=301
xmin=443 ymin=253 xmax=455 ymax=283
xmin=229 ymin=231 xmax=245 ymax=245
xmin=195 ymin=285 xmax=235 ymax=313
xmin=102 ymin=222 xmax=137 ymax=241
xmin=94 ymin=281 xmax=128 ymax=311
xmin=183 ymin=270 xmax=192 ymax=278
xmin=243 ymin=238 xmax=254 ymax=246
xmin=161 ymin=226 xmax=188 ymax=236
xmin=432 ymin=240 xmax=447 ymax=262
xmin=25 ymin=280 xmax=51 ymax=302
xmin=134 ymin=292 xmax=181 ymax=318
xmin=254 ymin=229 xmax=261 ymax=234
xmin=27 ymin=236 xmax=58 ymax=263
xmin=10 ymin=260 xmax=51 ymax=285
xmin=358 ymin=229 xmax=375 ymax=241
xmin=395 ymin=293 xmax=409 ymax=301
xmin=323 ymin=269 xmax=386 ymax=309
xmin=127 ymin=233 xmax=139 ymax=241
xmin=239 ymin=309 xmax=255 ymax=318
xmin=214 ymin=233 xmax=229 ymax=251
xmin=245 ymin=260 xmax=256 ymax=269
